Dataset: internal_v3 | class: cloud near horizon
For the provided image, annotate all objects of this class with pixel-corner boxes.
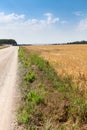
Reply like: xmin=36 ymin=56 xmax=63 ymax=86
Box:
xmin=0 ymin=12 xmax=59 ymax=27
xmin=73 ymin=11 xmax=87 ymax=31
xmin=0 ymin=12 xmax=61 ymax=44
xmin=0 ymin=12 xmax=25 ymax=23
xmin=0 ymin=11 xmax=87 ymax=44
xmin=78 ymin=18 xmax=87 ymax=31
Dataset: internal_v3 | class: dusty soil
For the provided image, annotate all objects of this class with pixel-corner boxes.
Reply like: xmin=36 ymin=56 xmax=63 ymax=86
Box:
xmin=0 ymin=46 xmax=18 ymax=130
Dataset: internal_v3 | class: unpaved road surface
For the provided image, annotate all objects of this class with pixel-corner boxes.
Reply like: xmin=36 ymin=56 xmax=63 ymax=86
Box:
xmin=0 ymin=46 xmax=18 ymax=130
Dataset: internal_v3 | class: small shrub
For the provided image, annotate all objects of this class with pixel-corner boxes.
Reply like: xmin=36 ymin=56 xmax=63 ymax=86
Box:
xmin=17 ymin=112 xmax=29 ymax=124
xmin=23 ymin=58 xmax=31 ymax=67
xmin=24 ymin=71 xmax=35 ymax=83
xmin=27 ymin=91 xmax=43 ymax=104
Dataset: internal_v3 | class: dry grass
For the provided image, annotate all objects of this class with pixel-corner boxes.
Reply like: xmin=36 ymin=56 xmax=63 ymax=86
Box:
xmin=25 ymin=44 xmax=87 ymax=92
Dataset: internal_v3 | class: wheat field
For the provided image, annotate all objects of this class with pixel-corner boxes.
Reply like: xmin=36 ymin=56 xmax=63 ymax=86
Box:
xmin=25 ymin=44 xmax=87 ymax=92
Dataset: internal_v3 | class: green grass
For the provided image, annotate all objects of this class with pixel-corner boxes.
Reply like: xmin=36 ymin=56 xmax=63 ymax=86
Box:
xmin=18 ymin=47 xmax=24 ymax=59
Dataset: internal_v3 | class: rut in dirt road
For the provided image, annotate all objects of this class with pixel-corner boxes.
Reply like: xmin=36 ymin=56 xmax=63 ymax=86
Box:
xmin=0 ymin=46 xmax=18 ymax=130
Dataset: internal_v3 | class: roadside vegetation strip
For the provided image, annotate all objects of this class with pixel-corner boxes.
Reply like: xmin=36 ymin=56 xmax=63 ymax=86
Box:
xmin=18 ymin=47 xmax=87 ymax=130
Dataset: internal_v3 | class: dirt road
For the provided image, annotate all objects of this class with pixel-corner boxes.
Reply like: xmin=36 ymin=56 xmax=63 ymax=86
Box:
xmin=0 ymin=46 xmax=18 ymax=130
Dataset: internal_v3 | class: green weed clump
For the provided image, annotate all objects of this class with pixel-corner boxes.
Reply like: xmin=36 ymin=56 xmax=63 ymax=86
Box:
xmin=17 ymin=90 xmax=44 ymax=124
xmin=17 ymin=111 xmax=29 ymax=124
xmin=27 ymin=91 xmax=43 ymax=104
xmin=24 ymin=71 xmax=35 ymax=83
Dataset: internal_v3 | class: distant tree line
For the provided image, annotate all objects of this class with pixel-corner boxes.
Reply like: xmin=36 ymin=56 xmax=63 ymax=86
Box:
xmin=51 ymin=41 xmax=87 ymax=45
xmin=67 ymin=40 xmax=87 ymax=44
xmin=45 ymin=41 xmax=87 ymax=46
xmin=18 ymin=44 xmax=32 ymax=46
xmin=0 ymin=39 xmax=17 ymax=46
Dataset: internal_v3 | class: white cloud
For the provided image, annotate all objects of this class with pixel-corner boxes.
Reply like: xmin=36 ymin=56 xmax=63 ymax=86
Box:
xmin=0 ymin=12 xmax=60 ymax=32
xmin=0 ymin=12 xmax=59 ymax=26
xmin=61 ymin=20 xmax=68 ymax=24
xmin=1 ymin=11 xmax=87 ymax=44
xmin=44 ymin=13 xmax=59 ymax=24
xmin=52 ymin=18 xmax=59 ymax=23
xmin=0 ymin=11 xmax=76 ymax=44
xmin=0 ymin=12 xmax=60 ymax=44
xmin=44 ymin=13 xmax=52 ymax=17
xmin=78 ymin=18 xmax=87 ymax=31
xmin=0 ymin=12 xmax=24 ymax=23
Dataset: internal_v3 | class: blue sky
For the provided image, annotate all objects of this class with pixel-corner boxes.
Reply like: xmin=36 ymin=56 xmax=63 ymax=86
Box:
xmin=0 ymin=0 xmax=87 ymax=44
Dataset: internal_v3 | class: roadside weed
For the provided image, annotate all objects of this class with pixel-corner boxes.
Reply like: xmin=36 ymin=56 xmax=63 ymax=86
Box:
xmin=24 ymin=71 xmax=35 ymax=83
xmin=27 ymin=91 xmax=43 ymax=104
